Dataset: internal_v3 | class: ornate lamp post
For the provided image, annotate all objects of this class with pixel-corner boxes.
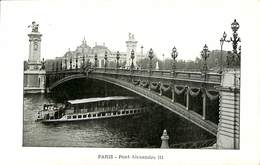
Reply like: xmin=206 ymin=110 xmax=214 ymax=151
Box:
xmin=162 ymin=53 xmax=165 ymax=70
xmin=130 ymin=49 xmax=135 ymax=72
xmin=75 ymin=54 xmax=78 ymax=70
xmin=94 ymin=53 xmax=98 ymax=68
xmin=148 ymin=48 xmax=154 ymax=76
xmin=70 ymin=57 xmax=72 ymax=70
xmin=116 ymin=51 xmax=120 ymax=71
xmin=230 ymin=19 xmax=241 ymax=67
xmin=104 ymin=50 xmax=108 ymax=71
xmin=171 ymin=46 xmax=178 ymax=77
xmin=201 ymin=44 xmax=210 ymax=79
xmin=220 ymin=31 xmax=230 ymax=73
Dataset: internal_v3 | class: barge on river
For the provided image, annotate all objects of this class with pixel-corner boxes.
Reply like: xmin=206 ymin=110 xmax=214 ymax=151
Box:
xmin=36 ymin=96 xmax=147 ymax=123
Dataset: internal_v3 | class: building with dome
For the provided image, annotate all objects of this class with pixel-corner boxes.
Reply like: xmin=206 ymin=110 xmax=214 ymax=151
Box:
xmin=57 ymin=33 xmax=146 ymax=70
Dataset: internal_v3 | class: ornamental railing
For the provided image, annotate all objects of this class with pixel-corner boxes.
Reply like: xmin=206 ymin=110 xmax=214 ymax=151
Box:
xmin=91 ymin=67 xmax=221 ymax=83
xmin=47 ymin=67 xmax=221 ymax=84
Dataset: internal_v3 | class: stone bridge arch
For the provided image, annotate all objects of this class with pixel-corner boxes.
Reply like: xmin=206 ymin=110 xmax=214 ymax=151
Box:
xmin=48 ymin=73 xmax=217 ymax=136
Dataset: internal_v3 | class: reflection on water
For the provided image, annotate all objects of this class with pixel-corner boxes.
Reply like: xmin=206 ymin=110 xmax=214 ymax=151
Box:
xmin=23 ymin=94 xmax=214 ymax=148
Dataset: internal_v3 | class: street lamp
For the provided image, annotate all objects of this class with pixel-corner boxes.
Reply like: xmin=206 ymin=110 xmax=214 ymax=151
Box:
xmin=94 ymin=53 xmax=98 ymax=68
xmin=75 ymin=54 xmax=78 ymax=70
xmin=116 ymin=51 xmax=120 ymax=71
xmin=148 ymin=48 xmax=154 ymax=76
xmin=171 ymin=46 xmax=178 ymax=77
xmin=201 ymin=44 xmax=210 ymax=73
xmin=70 ymin=57 xmax=72 ymax=70
xmin=220 ymin=31 xmax=230 ymax=73
xmin=230 ymin=19 xmax=241 ymax=67
xmin=162 ymin=53 xmax=165 ymax=70
xmin=130 ymin=49 xmax=135 ymax=72
xmin=104 ymin=50 xmax=108 ymax=71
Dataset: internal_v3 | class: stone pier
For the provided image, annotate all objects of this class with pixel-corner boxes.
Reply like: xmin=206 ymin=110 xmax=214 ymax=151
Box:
xmin=217 ymin=69 xmax=240 ymax=149
xmin=24 ymin=21 xmax=46 ymax=94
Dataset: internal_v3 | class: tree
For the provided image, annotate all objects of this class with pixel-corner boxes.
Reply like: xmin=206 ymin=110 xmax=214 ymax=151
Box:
xmin=136 ymin=57 xmax=160 ymax=69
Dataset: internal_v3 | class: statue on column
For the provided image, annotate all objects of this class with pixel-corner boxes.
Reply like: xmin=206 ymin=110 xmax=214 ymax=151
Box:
xmin=28 ymin=21 xmax=39 ymax=32
xmin=132 ymin=34 xmax=135 ymax=40
xmin=128 ymin=32 xmax=132 ymax=40
xmin=128 ymin=32 xmax=135 ymax=40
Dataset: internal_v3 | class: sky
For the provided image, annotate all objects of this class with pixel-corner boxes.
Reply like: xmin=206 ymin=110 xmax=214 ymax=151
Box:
xmin=0 ymin=0 xmax=259 ymax=61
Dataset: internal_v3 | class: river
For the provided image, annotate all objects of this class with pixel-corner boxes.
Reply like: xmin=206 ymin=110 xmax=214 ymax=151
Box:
xmin=23 ymin=93 xmax=214 ymax=148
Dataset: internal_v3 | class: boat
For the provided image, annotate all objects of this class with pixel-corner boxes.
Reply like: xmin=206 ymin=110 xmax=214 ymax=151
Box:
xmin=36 ymin=96 xmax=147 ymax=123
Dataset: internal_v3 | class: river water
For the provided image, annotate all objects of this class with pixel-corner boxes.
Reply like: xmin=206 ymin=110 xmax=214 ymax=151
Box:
xmin=23 ymin=93 xmax=214 ymax=148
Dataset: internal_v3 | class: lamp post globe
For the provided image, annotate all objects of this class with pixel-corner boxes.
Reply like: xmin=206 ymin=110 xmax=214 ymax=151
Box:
xmin=223 ymin=31 xmax=227 ymax=39
xmin=171 ymin=46 xmax=178 ymax=77
xmin=148 ymin=48 xmax=154 ymax=75
xmin=201 ymin=44 xmax=210 ymax=72
xmin=231 ymin=19 xmax=240 ymax=33
xmin=230 ymin=19 xmax=241 ymax=67
xmin=148 ymin=48 xmax=154 ymax=59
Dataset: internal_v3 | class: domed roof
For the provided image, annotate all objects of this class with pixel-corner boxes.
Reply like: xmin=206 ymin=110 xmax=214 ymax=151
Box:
xmin=64 ymin=48 xmax=73 ymax=57
xmin=92 ymin=43 xmax=111 ymax=55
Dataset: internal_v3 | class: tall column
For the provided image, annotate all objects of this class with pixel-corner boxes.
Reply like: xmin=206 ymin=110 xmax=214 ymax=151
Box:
xmin=125 ymin=33 xmax=137 ymax=68
xmin=202 ymin=92 xmax=207 ymax=120
xmin=186 ymin=87 xmax=190 ymax=110
xmin=24 ymin=21 xmax=46 ymax=94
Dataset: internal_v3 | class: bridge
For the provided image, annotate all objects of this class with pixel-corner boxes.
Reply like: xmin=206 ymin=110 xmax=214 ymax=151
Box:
xmin=46 ymin=67 xmax=221 ymax=136
xmin=24 ymin=19 xmax=241 ymax=149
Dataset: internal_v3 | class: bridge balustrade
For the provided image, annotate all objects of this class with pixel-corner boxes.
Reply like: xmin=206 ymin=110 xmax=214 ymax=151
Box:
xmin=93 ymin=68 xmax=221 ymax=83
xmin=47 ymin=67 xmax=221 ymax=85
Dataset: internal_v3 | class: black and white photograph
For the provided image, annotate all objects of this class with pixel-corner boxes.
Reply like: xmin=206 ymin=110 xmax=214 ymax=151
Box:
xmin=0 ymin=0 xmax=259 ymax=164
